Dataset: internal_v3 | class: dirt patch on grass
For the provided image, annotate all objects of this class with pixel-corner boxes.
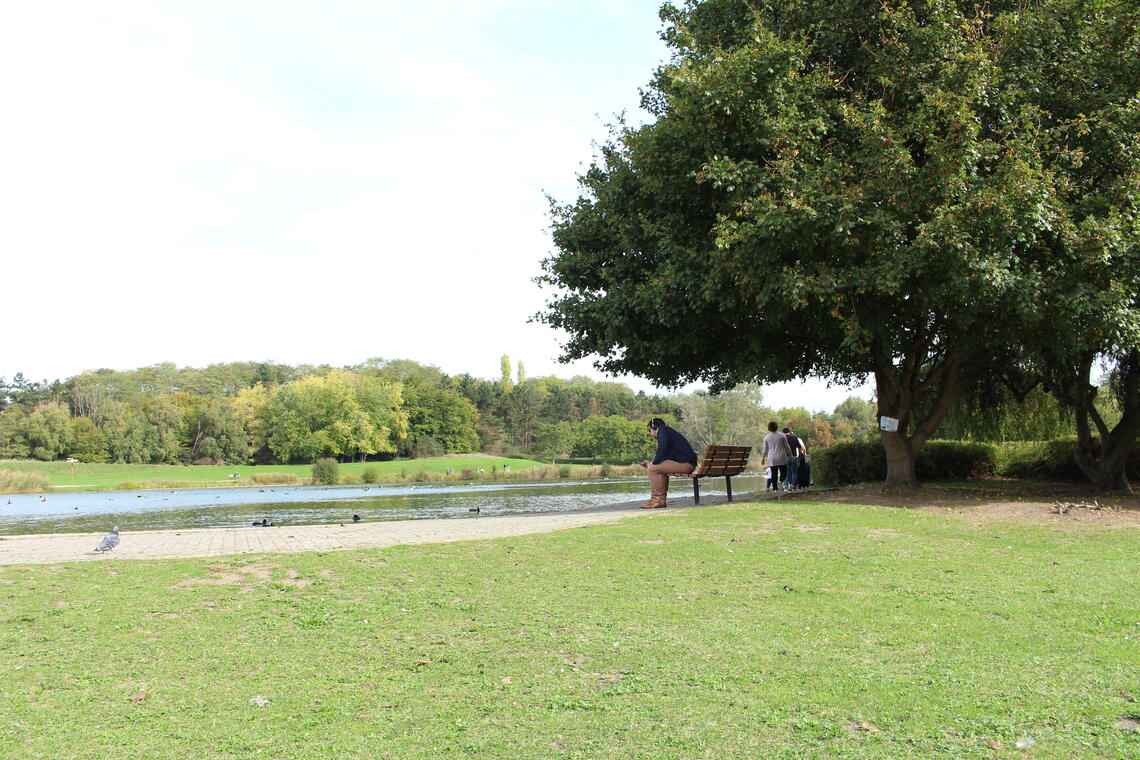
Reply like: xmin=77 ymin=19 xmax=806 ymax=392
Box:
xmin=812 ymin=483 xmax=1140 ymax=527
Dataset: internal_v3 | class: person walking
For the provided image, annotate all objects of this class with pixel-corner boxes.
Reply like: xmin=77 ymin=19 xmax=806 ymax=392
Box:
xmin=637 ymin=418 xmax=697 ymax=508
xmin=762 ymin=421 xmax=792 ymax=491
xmin=783 ymin=426 xmax=803 ymax=490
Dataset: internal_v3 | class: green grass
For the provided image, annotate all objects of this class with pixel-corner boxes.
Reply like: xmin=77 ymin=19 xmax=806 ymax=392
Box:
xmin=0 ymin=457 xmax=550 ymax=492
xmin=1 ymin=501 xmax=1136 ymax=758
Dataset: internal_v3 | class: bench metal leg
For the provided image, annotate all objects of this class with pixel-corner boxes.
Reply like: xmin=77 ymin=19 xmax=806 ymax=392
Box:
xmin=693 ymin=478 xmax=700 ymax=505
xmin=725 ymin=476 xmax=733 ymax=501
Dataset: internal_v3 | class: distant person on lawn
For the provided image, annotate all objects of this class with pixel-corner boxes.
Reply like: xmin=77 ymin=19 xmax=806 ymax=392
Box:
xmin=637 ymin=418 xmax=697 ymax=509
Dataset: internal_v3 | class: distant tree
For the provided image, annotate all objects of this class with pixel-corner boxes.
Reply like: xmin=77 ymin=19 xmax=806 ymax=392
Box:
xmin=264 ymin=372 xmax=404 ymax=463
xmin=20 ymin=403 xmax=73 ymax=461
xmin=345 ymin=373 xmax=408 ymax=457
xmin=232 ymin=384 xmax=273 ymax=460
xmin=573 ymin=415 xmax=653 ymax=461
xmin=533 ymin=421 xmax=579 ymax=461
xmin=68 ymin=416 xmax=110 ymax=463
xmin=360 ymin=357 xmax=446 ymax=386
xmin=476 ymin=416 xmax=508 ymax=455
xmin=673 ymin=384 xmax=770 ymax=453
xmin=829 ymin=398 xmax=879 ymax=442
xmin=96 ymin=400 xmax=158 ymax=463
xmin=505 ymin=381 xmax=545 ymax=449
xmin=0 ymin=407 xmax=30 ymax=458
xmin=452 ymin=374 xmax=500 ymax=414
xmin=403 ymin=385 xmax=479 ymax=454
xmin=142 ymin=394 xmax=187 ymax=464
xmin=410 ymin=434 xmax=445 ymax=459
xmin=500 ymin=355 xmax=513 ymax=390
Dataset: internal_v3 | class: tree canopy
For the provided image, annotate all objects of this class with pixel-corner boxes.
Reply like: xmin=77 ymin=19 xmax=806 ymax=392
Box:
xmin=540 ymin=0 xmax=1140 ymax=487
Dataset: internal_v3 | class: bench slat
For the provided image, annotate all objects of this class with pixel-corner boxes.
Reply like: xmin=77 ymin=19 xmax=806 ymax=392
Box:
xmin=679 ymin=445 xmax=753 ymax=505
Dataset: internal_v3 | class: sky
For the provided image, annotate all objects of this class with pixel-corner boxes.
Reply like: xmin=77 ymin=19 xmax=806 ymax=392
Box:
xmin=1 ymin=1 xmax=872 ymax=412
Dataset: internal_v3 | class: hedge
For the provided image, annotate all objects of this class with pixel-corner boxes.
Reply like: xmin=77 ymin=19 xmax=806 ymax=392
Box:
xmin=814 ymin=440 xmax=998 ymax=486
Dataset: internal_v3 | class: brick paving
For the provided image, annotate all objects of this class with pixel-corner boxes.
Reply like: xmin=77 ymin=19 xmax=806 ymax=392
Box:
xmin=0 ymin=492 xmax=768 ymax=565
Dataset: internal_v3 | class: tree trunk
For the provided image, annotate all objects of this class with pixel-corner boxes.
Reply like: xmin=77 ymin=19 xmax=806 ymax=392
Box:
xmin=881 ymin=431 xmax=917 ymax=490
xmin=874 ymin=348 xmax=961 ymax=491
xmin=1073 ymin=418 xmax=1138 ymax=494
xmin=1055 ymin=351 xmax=1140 ymax=494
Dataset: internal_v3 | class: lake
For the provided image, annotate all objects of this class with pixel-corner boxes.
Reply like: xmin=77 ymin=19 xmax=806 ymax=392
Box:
xmin=0 ymin=475 xmax=768 ymax=535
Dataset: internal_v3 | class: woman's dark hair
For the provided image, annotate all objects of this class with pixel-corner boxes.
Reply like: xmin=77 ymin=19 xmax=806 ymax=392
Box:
xmin=768 ymin=421 xmax=778 ymax=432
xmin=648 ymin=418 xmax=666 ymax=430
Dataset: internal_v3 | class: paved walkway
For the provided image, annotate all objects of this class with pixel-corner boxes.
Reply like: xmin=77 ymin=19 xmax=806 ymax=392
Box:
xmin=0 ymin=491 xmax=778 ymax=565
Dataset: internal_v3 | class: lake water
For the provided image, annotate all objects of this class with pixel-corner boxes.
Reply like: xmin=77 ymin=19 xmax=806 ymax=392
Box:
xmin=0 ymin=475 xmax=768 ymax=535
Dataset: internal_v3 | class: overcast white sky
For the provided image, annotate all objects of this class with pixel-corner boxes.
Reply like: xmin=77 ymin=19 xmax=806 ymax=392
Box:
xmin=1 ymin=1 xmax=871 ymax=412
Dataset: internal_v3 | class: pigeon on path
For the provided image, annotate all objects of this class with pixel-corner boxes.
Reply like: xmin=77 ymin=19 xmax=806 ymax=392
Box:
xmin=93 ymin=526 xmax=120 ymax=553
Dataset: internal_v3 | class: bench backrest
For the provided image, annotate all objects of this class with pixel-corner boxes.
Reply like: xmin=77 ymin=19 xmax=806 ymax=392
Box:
xmin=694 ymin=445 xmax=752 ymax=477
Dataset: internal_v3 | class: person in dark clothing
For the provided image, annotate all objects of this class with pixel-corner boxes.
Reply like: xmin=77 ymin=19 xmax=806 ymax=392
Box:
xmin=637 ymin=418 xmax=698 ymax=508
xmin=783 ymin=426 xmax=803 ymax=490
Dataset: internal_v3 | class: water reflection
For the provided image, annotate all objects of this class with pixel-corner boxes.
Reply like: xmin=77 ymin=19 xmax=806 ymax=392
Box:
xmin=0 ymin=476 xmax=766 ymax=535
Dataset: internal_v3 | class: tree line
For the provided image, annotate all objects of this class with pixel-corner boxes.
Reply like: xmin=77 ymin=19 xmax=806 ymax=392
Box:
xmin=0 ymin=358 xmax=886 ymax=466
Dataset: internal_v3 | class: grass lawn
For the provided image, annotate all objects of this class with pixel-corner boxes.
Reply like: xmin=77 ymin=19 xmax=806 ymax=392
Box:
xmin=0 ymin=457 xmax=549 ymax=491
xmin=1 ymin=500 xmax=1136 ymax=758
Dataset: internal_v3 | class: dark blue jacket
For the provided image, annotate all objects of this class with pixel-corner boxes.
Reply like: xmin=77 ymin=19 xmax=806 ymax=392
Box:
xmin=652 ymin=425 xmax=698 ymax=466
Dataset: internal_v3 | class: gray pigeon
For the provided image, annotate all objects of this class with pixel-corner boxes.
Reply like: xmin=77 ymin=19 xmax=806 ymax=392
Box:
xmin=93 ymin=526 xmax=120 ymax=552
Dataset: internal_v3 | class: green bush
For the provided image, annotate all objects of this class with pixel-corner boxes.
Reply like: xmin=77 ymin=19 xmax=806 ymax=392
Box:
xmin=558 ymin=465 xmax=572 ymax=478
xmin=815 ymin=439 xmax=998 ymax=486
xmin=916 ymin=441 xmax=998 ymax=479
xmin=997 ymin=437 xmax=1140 ymax=482
xmin=361 ymin=467 xmax=379 ymax=484
xmin=311 ymin=458 xmax=340 ymax=485
xmin=814 ymin=440 xmax=886 ymax=486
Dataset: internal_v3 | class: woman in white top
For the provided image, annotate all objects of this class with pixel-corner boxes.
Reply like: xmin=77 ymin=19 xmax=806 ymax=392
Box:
xmin=761 ymin=421 xmax=792 ymax=491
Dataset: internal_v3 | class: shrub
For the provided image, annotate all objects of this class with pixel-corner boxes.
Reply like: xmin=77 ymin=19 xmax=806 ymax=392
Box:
xmin=814 ymin=440 xmax=886 ymax=486
xmin=915 ymin=441 xmax=998 ymax=480
xmin=361 ymin=467 xmax=379 ymax=484
xmin=815 ymin=439 xmax=998 ymax=486
xmin=600 ymin=464 xmax=613 ymax=477
xmin=311 ymin=458 xmax=340 ymax=485
xmin=558 ymin=465 xmax=572 ymax=478
xmin=461 ymin=468 xmax=473 ymax=479
xmin=997 ymin=437 xmax=1140 ymax=482
xmin=0 ymin=469 xmax=51 ymax=494
xmin=250 ymin=472 xmax=300 ymax=486
xmin=116 ymin=481 xmax=142 ymax=491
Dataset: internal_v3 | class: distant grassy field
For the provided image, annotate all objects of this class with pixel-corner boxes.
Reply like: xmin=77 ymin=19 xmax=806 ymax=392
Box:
xmin=1 ymin=500 xmax=1136 ymax=758
xmin=0 ymin=457 xmax=553 ymax=492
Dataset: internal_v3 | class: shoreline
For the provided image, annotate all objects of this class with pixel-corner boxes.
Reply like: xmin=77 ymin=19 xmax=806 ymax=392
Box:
xmin=0 ymin=493 xmax=754 ymax=566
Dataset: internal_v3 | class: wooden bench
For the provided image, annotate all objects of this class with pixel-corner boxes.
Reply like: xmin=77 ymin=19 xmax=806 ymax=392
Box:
xmin=673 ymin=445 xmax=752 ymax=504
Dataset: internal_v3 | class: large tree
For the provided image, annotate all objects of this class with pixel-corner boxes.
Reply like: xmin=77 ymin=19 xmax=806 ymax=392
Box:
xmin=540 ymin=0 xmax=1138 ymax=487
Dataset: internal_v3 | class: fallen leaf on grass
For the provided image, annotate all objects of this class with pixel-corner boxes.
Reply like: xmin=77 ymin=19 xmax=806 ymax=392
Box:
xmin=128 ymin=691 xmax=149 ymax=703
xmin=846 ymin=722 xmax=880 ymax=733
xmin=416 ymin=659 xmax=434 ymax=666
xmin=987 ymin=740 xmax=1005 ymax=750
